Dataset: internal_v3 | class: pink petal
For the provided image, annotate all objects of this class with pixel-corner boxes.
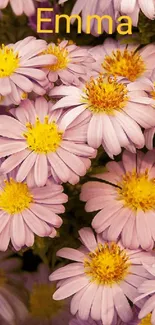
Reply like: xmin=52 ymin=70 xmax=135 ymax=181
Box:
xmin=101 ymin=115 xmax=121 ymax=156
xmin=56 ymin=248 xmax=85 ymax=262
xmin=34 ymin=97 xmax=49 ymax=120
xmin=16 ymin=68 xmax=45 ymax=81
xmin=0 ymin=140 xmax=27 ymax=158
xmin=121 ymin=0 xmax=136 ymax=13
xmin=0 ymin=149 xmax=30 ymax=173
xmin=101 ymin=287 xmax=114 ymax=325
xmin=107 ymin=207 xmax=132 ymax=242
xmin=78 ymin=283 xmax=98 ymax=320
xmin=87 ymin=114 xmax=103 ymax=149
xmin=112 ymin=284 xmax=133 ymax=322
xmin=0 ymin=221 xmax=11 ymax=251
xmin=145 ymin=128 xmax=155 ymax=150
xmin=0 ymin=212 xmax=10 ymax=233
xmin=48 ymin=152 xmax=70 ymax=183
xmin=11 ymin=214 xmax=25 ymax=248
xmin=136 ymin=211 xmax=152 ymax=249
xmin=92 ymin=201 xmax=123 ymax=230
xmin=53 ymin=275 xmax=89 ymax=300
xmin=139 ymin=296 xmax=155 ymax=319
xmin=49 ymin=263 xmax=84 ymax=281
xmin=122 ymin=212 xmax=136 ymax=248
xmin=24 ymin=223 xmax=34 ymax=247
xmin=34 ymin=154 xmax=48 ymax=187
xmin=91 ymin=286 xmax=103 ymax=321
xmin=30 ymin=203 xmax=62 ymax=228
xmin=61 ymin=141 xmax=95 ymax=157
xmin=22 ymin=208 xmax=50 ymax=237
xmin=10 ymin=74 xmax=33 ymax=92
xmin=0 ymin=115 xmax=26 ymax=139
xmin=78 ymin=228 xmax=97 ymax=251
xmin=70 ymin=286 xmax=89 ymax=315
xmin=122 ymin=150 xmax=136 ymax=172
xmin=57 ymin=147 xmax=86 ymax=176
xmin=0 ymin=77 xmax=11 ymax=96
xmin=16 ymin=152 xmax=37 ymax=182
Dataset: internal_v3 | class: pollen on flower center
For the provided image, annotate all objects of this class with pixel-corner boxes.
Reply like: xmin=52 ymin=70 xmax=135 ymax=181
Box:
xmin=43 ymin=45 xmax=70 ymax=71
xmin=82 ymin=75 xmax=129 ymax=115
xmin=117 ymin=170 xmax=155 ymax=211
xmin=84 ymin=242 xmax=130 ymax=285
xmin=24 ymin=116 xmax=63 ymax=154
xmin=21 ymin=92 xmax=28 ymax=100
xmin=139 ymin=314 xmax=152 ymax=325
xmin=0 ymin=179 xmax=33 ymax=214
xmin=102 ymin=49 xmax=146 ymax=82
xmin=30 ymin=283 xmax=64 ymax=320
xmin=0 ymin=45 xmax=19 ymax=77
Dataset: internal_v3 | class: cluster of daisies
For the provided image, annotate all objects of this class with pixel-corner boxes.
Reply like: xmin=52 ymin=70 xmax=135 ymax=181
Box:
xmin=59 ymin=0 xmax=155 ymax=33
xmin=0 ymin=0 xmax=155 ymax=325
xmin=0 ymin=0 xmax=155 ymax=34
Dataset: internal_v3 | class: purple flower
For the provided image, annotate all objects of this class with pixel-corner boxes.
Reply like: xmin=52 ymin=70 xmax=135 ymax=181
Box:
xmin=29 ymin=0 xmax=60 ymax=39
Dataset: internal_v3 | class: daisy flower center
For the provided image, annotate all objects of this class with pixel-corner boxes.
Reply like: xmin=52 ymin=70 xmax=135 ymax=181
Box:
xmin=102 ymin=49 xmax=146 ymax=82
xmin=0 ymin=95 xmax=4 ymax=103
xmin=44 ymin=45 xmax=69 ymax=71
xmin=84 ymin=243 xmax=130 ymax=285
xmin=117 ymin=170 xmax=155 ymax=211
xmin=150 ymin=82 xmax=155 ymax=100
xmin=82 ymin=76 xmax=128 ymax=115
xmin=139 ymin=314 xmax=152 ymax=325
xmin=24 ymin=116 xmax=63 ymax=154
xmin=21 ymin=92 xmax=28 ymax=100
xmin=0 ymin=45 xmax=19 ymax=77
xmin=30 ymin=284 xmax=64 ymax=320
xmin=0 ymin=179 xmax=33 ymax=214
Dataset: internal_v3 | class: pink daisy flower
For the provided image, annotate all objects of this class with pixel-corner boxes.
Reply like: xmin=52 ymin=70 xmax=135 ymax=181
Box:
xmin=0 ymin=0 xmax=46 ymax=16
xmin=81 ymin=150 xmax=155 ymax=250
xmin=0 ymin=251 xmax=28 ymax=324
xmin=50 ymin=75 xmax=155 ymax=158
xmin=0 ymin=166 xmax=67 ymax=251
xmin=115 ymin=0 xmax=155 ymax=26
xmin=43 ymin=40 xmax=94 ymax=87
xmin=89 ymin=38 xmax=155 ymax=83
xmin=0 ymin=36 xmax=56 ymax=105
xmin=21 ymin=263 xmax=72 ymax=325
xmin=144 ymin=69 xmax=155 ymax=150
xmin=135 ymin=263 xmax=155 ymax=325
xmin=0 ymin=97 xmax=96 ymax=186
xmin=58 ymin=0 xmax=116 ymax=35
xmin=49 ymin=227 xmax=155 ymax=324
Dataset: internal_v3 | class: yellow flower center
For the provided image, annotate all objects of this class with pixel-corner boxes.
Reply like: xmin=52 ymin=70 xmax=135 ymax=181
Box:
xmin=43 ymin=45 xmax=70 ymax=71
xmin=21 ymin=92 xmax=28 ymax=100
xmin=24 ymin=116 xmax=63 ymax=154
xmin=84 ymin=243 xmax=130 ymax=285
xmin=82 ymin=76 xmax=128 ymax=115
xmin=0 ymin=45 xmax=19 ymax=78
xmin=0 ymin=179 xmax=33 ymax=215
xmin=0 ymin=95 xmax=4 ymax=103
xmin=117 ymin=170 xmax=155 ymax=211
xmin=150 ymin=82 xmax=155 ymax=101
xmin=102 ymin=49 xmax=146 ymax=82
xmin=139 ymin=314 xmax=152 ymax=325
xmin=30 ymin=284 xmax=64 ymax=320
